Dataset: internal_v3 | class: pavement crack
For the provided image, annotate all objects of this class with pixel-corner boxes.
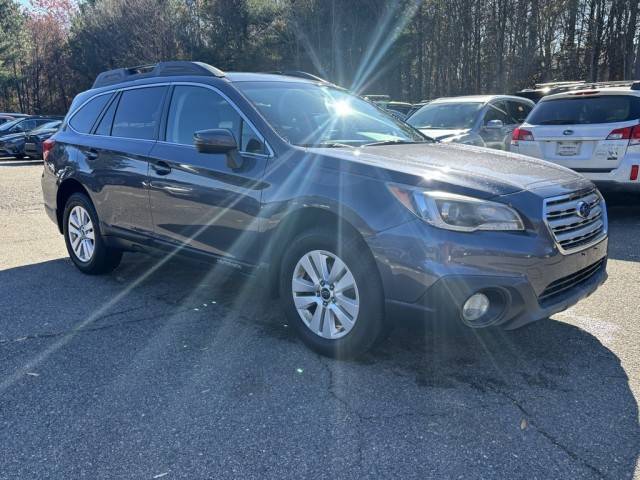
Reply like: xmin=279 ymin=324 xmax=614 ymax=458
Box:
xmin=0 ymin=305 xmax=192 ymax=346
xmin=483 ymin=383 xmax=608 ymax=479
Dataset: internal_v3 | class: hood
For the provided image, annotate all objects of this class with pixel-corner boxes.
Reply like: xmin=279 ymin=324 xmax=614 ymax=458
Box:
xmin=314 ymin=143 xmax=590 ymax=198
xmin=419 ymin=128 xmax=469 ymax=141
xmin=0 ymin=132 xmax=25 ymax=143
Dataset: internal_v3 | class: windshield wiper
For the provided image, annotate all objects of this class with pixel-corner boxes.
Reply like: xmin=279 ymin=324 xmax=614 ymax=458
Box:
xmin=362 ymin=140 xmax=427 ymax=147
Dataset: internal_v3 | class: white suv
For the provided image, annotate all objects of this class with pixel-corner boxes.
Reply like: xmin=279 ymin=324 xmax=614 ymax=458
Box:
xmin=511 ymin=82 xmax=640 ymax=189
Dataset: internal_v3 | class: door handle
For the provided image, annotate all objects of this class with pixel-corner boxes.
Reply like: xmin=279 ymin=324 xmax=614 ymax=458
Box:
xmin=86 ymin=148 xmax=98 ymax=160
xmin=151 ymin=160 xmax=172 ymax=176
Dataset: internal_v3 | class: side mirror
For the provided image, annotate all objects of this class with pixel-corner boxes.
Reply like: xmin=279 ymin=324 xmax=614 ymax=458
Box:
xmin=194 ymin=128 xmax=243 ymax=169
xmin=485 ymin=119 xmax=504 ymax=130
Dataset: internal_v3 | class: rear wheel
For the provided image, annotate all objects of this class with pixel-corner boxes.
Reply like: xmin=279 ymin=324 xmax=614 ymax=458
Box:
xmin=280 ymin=228 xmax=385 ymax=358
xmin=63 ymin=193 xmax=122 ymax=274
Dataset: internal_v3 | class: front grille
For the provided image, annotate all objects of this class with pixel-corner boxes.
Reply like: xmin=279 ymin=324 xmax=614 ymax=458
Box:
xmin=539 ymin=258 xmax=606 ymax=303
xmin=543 ymin=188 xmax=607 ymax=253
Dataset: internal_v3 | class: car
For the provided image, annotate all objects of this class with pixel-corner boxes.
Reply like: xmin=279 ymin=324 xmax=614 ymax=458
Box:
xmin=406 ymin=95 xmax=535 ymax=150
xmin=363 ymin=95 xmax=413 ymax=120
xmin=0 ymin=113 xmax=28 ymax=125
xmin=510 ymin=81 xmax=640 ymax=191
xmin=514 ymin=81 xmax=587 ymax=103
xmin=23 ymin=120 xmax=62 ymax=159
xmin=0 ymin=115 xmax=62 ymax=158
xmin=42 ymin=61 xmax=608 ymax=358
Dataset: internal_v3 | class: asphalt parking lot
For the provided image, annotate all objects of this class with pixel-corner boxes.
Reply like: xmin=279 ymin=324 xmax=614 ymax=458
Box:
xmin=1 ymin=157 xmax=639 ymax=479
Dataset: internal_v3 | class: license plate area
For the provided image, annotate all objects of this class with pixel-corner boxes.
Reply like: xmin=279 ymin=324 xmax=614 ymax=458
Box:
xmin=556 ymin=141 xmax=580 ymax=156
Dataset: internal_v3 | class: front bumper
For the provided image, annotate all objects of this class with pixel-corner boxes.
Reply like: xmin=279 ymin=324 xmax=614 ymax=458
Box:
xmin=368 ymin=218 xmax=608 ymax=330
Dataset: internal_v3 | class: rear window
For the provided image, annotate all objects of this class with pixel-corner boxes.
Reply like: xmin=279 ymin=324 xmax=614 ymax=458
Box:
xmin=528 ymin=95 xmax=640 ymax=125
xmin=69 ymin=94 xmax=112 ymax=133
xmin=112 ymin=87 xmax=166 ymax=140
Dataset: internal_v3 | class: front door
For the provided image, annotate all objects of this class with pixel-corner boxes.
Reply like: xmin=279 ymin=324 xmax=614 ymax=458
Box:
xmin=147 ymin=85 xmax=270 ymax=265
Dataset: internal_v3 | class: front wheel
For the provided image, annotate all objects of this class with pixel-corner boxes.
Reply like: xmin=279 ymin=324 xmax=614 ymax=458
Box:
xmin=63 ymin=193 xmax=122 ymax=274
xmin=279 ymin=228 xmax=386 ymax=358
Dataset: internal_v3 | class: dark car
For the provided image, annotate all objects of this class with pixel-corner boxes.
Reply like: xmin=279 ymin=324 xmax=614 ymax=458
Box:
xmin=24 ymin=120 xmax=62 ymax=159
xmin=0 ymin=113 xmax=28 ymax=125
xmin=0 ymin=115 xmax=62 ymax=158
xmin=41 ymin=61 xmax=608 ymax=358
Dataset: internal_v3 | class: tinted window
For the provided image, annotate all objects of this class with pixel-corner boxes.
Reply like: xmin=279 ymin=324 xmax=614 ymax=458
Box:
xmin=166 ymin=85 xmax=265 ymax=153
xmin=69 ymin=94 xmax=112 ymax=133
xmin=112 ymin=87 xmax=166 ymax=140
xmin=94 ymin=95 xmax=118 ymax=136
xmin=507 ymin=101 xmax=532 ymax=123
xmin=528 ymin=95 xmax=640 ymax=125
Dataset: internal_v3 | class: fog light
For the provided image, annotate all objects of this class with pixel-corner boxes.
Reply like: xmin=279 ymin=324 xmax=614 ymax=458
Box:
xmin=462 ymin=293 xmax=490 ymax=322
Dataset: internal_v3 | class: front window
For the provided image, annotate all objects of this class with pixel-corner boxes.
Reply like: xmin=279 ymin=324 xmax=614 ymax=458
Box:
xmin=236 ymin=81 xmax=426 ymax=147
xmin=407 ymin=102 xmax=483 ymax=130
xmin=0 ymin=118 xmax=22 ymax=133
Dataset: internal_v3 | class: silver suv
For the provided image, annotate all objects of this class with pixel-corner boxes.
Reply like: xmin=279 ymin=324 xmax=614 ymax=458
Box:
xmin=406 ymin=95 xmax=534 ymax=150
xmin=511 ymin=82 xmax=640 ymax=190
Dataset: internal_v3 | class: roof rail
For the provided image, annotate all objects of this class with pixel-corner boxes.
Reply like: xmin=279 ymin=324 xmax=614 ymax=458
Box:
xmin=92 ymin=61 xmax=225 ymax=89
xmin=547 ymin=80 xmax=640 ymax=95
xmin=268 ymin=70 xmax=334 ymax=84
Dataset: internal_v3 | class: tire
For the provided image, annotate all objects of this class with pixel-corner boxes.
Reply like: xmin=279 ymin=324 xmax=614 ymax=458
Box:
xmin=279 ymin=228 xmax=386 ymax=359
xmin=14 ymin=154 xmax=25 ymax=159
xmin=63 ymin=192 xmax=122 ymax=275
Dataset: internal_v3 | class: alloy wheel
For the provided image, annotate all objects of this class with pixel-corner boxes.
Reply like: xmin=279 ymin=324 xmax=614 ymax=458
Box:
xmin=68 ymin=205 xmax=95 ymax=262
xmin=291 ymin=250 xmax=360 ymax=339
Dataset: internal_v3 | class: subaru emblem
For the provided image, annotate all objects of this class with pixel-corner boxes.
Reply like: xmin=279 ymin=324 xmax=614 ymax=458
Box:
xmin=563 ymin=129 xmax=574 ymax=136
xmin=576 ymin=201 xmax=591 ymax=219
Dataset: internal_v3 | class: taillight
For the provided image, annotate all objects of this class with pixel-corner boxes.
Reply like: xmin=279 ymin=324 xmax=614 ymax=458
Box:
xmin=630 ymin=125 xmax=640 ymax=146
xmin=42 ymin=139 xmax=55 ymax=161
xmin=631 ymin=165 xmax=639 ymax=181
xmin=606 ymin=126 xmax=632 ymax=140
xmin=512 ymin=128 xmax=534 ymax=142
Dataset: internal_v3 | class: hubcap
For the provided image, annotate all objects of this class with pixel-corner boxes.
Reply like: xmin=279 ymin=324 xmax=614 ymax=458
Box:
xmin=291 ymin=250 xmax=360 ymax=340
xmin=68 ymin=206 xmax=95 ymax=262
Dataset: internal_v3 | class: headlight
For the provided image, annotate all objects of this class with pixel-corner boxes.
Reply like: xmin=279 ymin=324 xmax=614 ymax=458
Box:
xmin=388 ymin=185 xmax=524 ymax=232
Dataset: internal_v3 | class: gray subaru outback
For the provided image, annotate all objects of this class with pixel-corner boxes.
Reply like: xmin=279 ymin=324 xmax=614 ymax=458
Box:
xmin=41 ymin=61 xmax=608 ymax=358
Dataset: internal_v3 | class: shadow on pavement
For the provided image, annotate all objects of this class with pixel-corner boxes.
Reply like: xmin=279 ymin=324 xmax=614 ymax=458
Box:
xmin=601 ymin=190 xmax=640 ymax=263
xmin=0 ymin=254 xmax=638 ymax=478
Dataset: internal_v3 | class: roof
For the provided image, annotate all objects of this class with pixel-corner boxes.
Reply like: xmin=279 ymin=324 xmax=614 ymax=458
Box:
xmin=430 ymin=94 xmax=533 ymax=104
xmin=541 ymin=85 xmax=640 ymax=101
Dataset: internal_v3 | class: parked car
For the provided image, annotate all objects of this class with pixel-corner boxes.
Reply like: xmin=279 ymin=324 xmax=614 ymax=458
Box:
xmin=511 ymin=81 xmax=640 ymax=191
xmin=42 ymin=61 xmax=608 ymax=358
xmin=514 ymin=81 xmax=587 ymax=103
xmin=406 ymin=95 xmax=535 ymax=150
xmin=24 ymin=120 xmax=62 ymax=159
xmin=0 ymin=115 xmax=62 ymax=158
xmin=0 ymin=113 xmax=28 ymax=125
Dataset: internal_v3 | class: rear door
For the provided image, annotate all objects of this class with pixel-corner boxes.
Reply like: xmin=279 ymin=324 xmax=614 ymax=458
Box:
xmin=147 ymin=84 xmax=270 ymax=264
xmin=520 ymin=94 xmax=640 ymax=170
xmin=71 ymin=86 xmax=168 ymax=236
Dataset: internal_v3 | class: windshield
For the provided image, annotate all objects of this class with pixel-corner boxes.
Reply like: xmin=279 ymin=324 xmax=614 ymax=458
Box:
xmin=528 ymin=95 xmax=640 ymax=125
xmin=407 ymin=102 xmax=482 ymax=129
xmin=32 ymin=121 xmax=61 ymax=133
xmin=236 ymin=82 xmax=427 ymax=147
xmin=0 ymin=118 xmax=22 ymax=132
